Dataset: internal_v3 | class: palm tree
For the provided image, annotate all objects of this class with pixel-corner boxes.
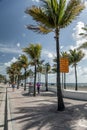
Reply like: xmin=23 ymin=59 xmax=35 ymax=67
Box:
xmin=23 ymin=43 xmax=42 ymax=96
xmin=13 ymin=61 xmax=22 ymax=89
xmin=18 ymin=54 xmax=29 ymax=91
xmin=69 ymin=49 xmax=85 ymax=90
xmin=25 ymin=0 xmax=85 ymax=111
xmin=7 ymin=63 xmax=18 ymax=83
xmin=6 ymin=67 xmax=14 ymax=83
xmin=0 ymin=74 xmax=5 ymax=83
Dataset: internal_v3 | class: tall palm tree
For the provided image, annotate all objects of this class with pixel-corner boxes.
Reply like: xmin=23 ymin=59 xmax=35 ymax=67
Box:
xmin=7 ymin=63 xmax=18 ymax=83
xmin=0 ymin=74 xmax=5 ymax=83
xmin=25 ymin=0 xmax=85 ymax=111
xmin=19 ymin=54 xmax=29 ymax=91
xmin=23 ymin=43 xmax=42 ymax=96
xmin=69 ymin=49 xmax=85 ymax=90
xmin=13 ymin=61 xmax=22 ymax=89
xmin=6 ymin=67 xmax=14 ymax=83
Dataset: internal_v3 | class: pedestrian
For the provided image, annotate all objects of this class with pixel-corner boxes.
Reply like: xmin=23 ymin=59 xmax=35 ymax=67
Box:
xmin=37 ymin=82 xmax=40 ymax=94
xmin=12 ymin=82 xmax=15 ymax=92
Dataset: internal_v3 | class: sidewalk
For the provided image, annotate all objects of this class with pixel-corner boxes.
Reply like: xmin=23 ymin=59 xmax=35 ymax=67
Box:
xmin=1 ymin=85 xmax=87 ymax=130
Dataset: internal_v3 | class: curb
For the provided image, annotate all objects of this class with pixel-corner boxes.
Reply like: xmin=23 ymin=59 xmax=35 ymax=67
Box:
xmin=0 ymin=89 xmax=5 ymax=130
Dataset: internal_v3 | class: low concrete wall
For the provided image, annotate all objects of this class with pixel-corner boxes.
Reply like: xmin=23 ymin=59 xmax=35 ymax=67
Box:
xmin=62 ymin=89 xmax=87 ymax=101
xmin=41 ymin=86 xmax=87 ymax=101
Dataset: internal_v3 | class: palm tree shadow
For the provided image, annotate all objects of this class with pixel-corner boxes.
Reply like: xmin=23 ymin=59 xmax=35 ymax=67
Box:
xmin=21 ymin=90 xmax=56 ymax=97
xmin=9 ymin=95 xmax=87 ymax=130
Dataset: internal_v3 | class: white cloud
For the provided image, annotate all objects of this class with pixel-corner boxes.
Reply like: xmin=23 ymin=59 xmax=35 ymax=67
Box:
xmin=42 ymin=50 xmax=54 ymax=58
xmin=84 ymin=1 xmax=87 ymax=8
xmin=81 ymin=49 xmax=87 ymax=60
xmin=32 ymin=0 xmax=40 ymax=2
xmin=0 ymin=65 xmax=6 ymax=75
xmin=48 ymin=53 xmax=53 ymax=58
xmin=0 ymin=47 xmax=21 ymax=54
xmin=41 ymin=49 xmax=56 ymax=65
xmin=0 ymin=43 xmax=22 ymax=54
xmin=60 ymin=46 xmax=64 ymax=49
xmin=66 ymin=65 xmax=87 ymax=83
xmin=5 ymin=57 xmax=17 ymax=67
xmin=23 ymin=15 xmax=27 ymax=18
xmin=0 ymin=57 xmax=20 ymax=76
xmin=47 ymin=64 xmax=87 ymax=83
xmin=72 ymin=21 xmax=85 ymax=41
xmin=42 ymin=49 xmax=56 ymax=59
xmin=11 ymin=57 xmax=17 ymax=63
xmin=61 ymin=22 xmax=87 ymax=51
xmin=69 ymin=45 xmax=76 ymax=50
xmin=68 ymin=21 xmax=87 ymax=60
xmin=17 ymin=42 xmax=20 ymax=47
xmin=72 ymin=21 xmax=87 ymax=48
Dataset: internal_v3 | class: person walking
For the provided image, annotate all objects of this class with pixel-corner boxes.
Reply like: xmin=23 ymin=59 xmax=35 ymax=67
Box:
xmin=37 ymin=82 xmax=40 ymax=94
xmin=11 ymin=82 xmax=15 ymax=92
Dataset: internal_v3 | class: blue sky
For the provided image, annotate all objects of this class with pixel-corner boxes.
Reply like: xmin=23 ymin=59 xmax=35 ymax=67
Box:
xmin=0 ymin=0 xmax=87 ymax=83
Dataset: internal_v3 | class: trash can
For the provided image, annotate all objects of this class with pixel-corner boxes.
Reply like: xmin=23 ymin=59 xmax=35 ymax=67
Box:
xmin=29 ymin=85 xmax=34 ymax=94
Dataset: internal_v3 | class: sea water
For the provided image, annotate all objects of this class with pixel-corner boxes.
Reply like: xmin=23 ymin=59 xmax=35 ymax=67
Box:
xmin=47 ymin=83 xmax=87 ymax=91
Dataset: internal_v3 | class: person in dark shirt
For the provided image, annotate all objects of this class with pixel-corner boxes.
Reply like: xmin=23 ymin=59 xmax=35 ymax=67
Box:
xmin=12 ymin=82 xmax=15 ymax=92
xmin=37 ymin=82 xmax=40 ymax=94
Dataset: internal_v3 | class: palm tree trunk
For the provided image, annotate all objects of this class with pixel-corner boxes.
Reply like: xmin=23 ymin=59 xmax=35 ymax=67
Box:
xmin=24 ymin=68 xmax=26 ymax=91
xmin=75 ymin=65 xmax=78 ymax=90
xmin=64 ymin=73 xmax=66 ymax=89
xmin=62 ymin=73 xmax=64 ymax=89
xmin=45 ymin=66 xmax=48 ymax=91
xmin=17 ymin=75 xmax=19 ymax=89
xmin=33 ymin=64 xmax=36 ymax=96
xmin=55 ymin=28 xmax=65 ymax=111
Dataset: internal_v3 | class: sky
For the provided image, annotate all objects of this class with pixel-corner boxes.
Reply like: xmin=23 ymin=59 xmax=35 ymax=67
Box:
xmin=0 ymin=0 xmax=87 ymax=83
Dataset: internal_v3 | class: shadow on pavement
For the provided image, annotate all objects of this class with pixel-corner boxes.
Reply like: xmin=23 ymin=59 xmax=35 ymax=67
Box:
xmin=8 ymin=89 xmax=87 ymax=130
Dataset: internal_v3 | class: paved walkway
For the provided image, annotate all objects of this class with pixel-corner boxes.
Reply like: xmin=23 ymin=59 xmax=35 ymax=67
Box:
xmin=0 ymin=84 xmax=87 ymax=130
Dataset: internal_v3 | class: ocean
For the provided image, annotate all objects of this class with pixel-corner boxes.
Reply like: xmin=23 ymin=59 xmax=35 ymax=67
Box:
xmin=46 ymin=83 xmax=87 ymax=91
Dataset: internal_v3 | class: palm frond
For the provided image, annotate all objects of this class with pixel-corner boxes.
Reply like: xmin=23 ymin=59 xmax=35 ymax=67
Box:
xmin=19 ymin=54 xmax=29 ymax=68
xmin=26 ymin=24 xmax=52 ymax=34
xmin=78 ymin=42 xmax=87 ymax=49
xmin=25 ymin=0 xmax=85 ymax=30
xmin=69 ymin=49 xmax=85 ymax=66
xmin=25 ymin=5 xmax=55 ymax=28
xmin=81 ymin=26 xmax=87 ymax=31
xmin=23 ymin=44 xmax=42 ymax=60
xmin=79 ymin=25 xmax=87 ymax=38
xmin=61 ymin=0 xmax=85 ymax=28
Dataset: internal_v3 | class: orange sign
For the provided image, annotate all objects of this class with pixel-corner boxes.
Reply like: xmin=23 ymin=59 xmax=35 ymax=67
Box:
xmin=60 ymin=58 xmax=69 ymax=73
